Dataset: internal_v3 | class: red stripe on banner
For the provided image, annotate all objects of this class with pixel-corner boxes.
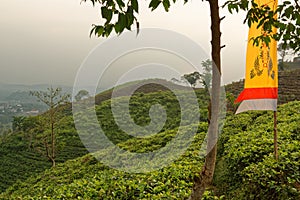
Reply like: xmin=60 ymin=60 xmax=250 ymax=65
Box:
xmin=235 ymin=88 xmax=278 ymax=103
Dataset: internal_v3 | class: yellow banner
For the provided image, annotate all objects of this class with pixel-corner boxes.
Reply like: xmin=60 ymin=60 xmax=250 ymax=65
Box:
xmin=244 ymin=0 xmax=278 ymax=89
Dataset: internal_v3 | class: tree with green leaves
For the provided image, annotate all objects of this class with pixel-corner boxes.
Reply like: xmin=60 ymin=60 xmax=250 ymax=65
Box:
xmin=30 ymin=87 xmax=70 ymax=167
xmin=82 ymin=0 xmax=300 ymax=198
xmin=75 ymin=89 xmax=90 ymax=101
xmin=278 ymin=42 xmax=290 ymax=70
xmin=170 ymin=77 xmax=181 ymax=85
xmin=199 ymin=59 xmax=212 ymax=92
xmin=12 ymin=116 xmax=26 ymax=132
xmin=181 ymin=60 xmax=212 ymax=89
xmin=181 ymin=71 xmax=201 ymax=88
xmin=225 ymin=0 xmax=300 ymax=52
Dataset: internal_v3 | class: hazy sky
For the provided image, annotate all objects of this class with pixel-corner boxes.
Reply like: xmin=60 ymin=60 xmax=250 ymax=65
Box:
xmin=0 ymin=0 xmax=250 ymax=86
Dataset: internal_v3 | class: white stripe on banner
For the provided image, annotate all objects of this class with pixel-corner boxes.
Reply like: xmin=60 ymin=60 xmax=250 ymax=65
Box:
xmin=236 ymin=99 xmax=277 ymax=114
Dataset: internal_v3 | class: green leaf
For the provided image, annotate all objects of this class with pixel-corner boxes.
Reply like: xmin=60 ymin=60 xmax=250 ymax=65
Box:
xmin=149 ymin=0 xmax=161 ymax=11
xmin=114 ymin=23 xmax=121 ymax=34
xmin=126 ymin=12 xmax=134 ymax=29
xmin=240 ymin=0 xmax=249 ymax=10
xmin=284 ymin=6 xmax=293 ymax=19
xmin=117 ymin=13 xmax=127 ymax=33
xmin=101 ymin=7 xmax=113 ymax=24
xmin=131 ymin=0 xmax=139 ymax=13
xmin=95 ymin=26 xmax=104 ymax=37
xmin=89 ymin=25 xmax=96 ymax=38
xmin=247 ymin=18 xmax=252 ymax=27
xmin=287 ymin=23 xmax=295 ymax=33
xmin=105 ymin=24 xmax=113 ymax=37
xmin=228 ymin=4 xmax=233 ymax=14
xmin=163 ymin=0 xmax=170 ymax=12
xmin=297 ymin=17 xmax=300 ymax=26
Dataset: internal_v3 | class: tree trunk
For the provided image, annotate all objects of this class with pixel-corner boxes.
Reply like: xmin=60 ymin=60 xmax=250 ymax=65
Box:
xmin=51 ymin=120 xmax=55 ymax=164
xmin=189 ymin=0 xmax=222 ymax=199
xmin=50 ymin=106 xmax=56 ymax=168
xmin=51 ymin=157 xmax=56 ymax=167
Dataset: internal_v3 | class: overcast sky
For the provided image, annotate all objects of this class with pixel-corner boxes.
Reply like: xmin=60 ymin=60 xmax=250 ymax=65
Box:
xmin=0 ymin=0 xmax=250 ymax=86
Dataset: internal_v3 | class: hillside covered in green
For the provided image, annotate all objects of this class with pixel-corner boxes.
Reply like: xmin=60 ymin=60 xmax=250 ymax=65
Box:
xmin=0 ymin=79 xmax=299 ymax=199
xmin=0 ymin=83 xmax=209 ymax=197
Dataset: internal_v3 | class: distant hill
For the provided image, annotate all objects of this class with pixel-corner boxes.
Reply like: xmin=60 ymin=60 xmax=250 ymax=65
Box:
xmin=4 ymin=91 xmax=38 ymax=102
xmin=0 ymin=83 xmax=72 ymax=101
xmin=94 ymin=79 xmax=192 ymax=106
xmin=225 ymin=69 xmax=300 ymax=105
